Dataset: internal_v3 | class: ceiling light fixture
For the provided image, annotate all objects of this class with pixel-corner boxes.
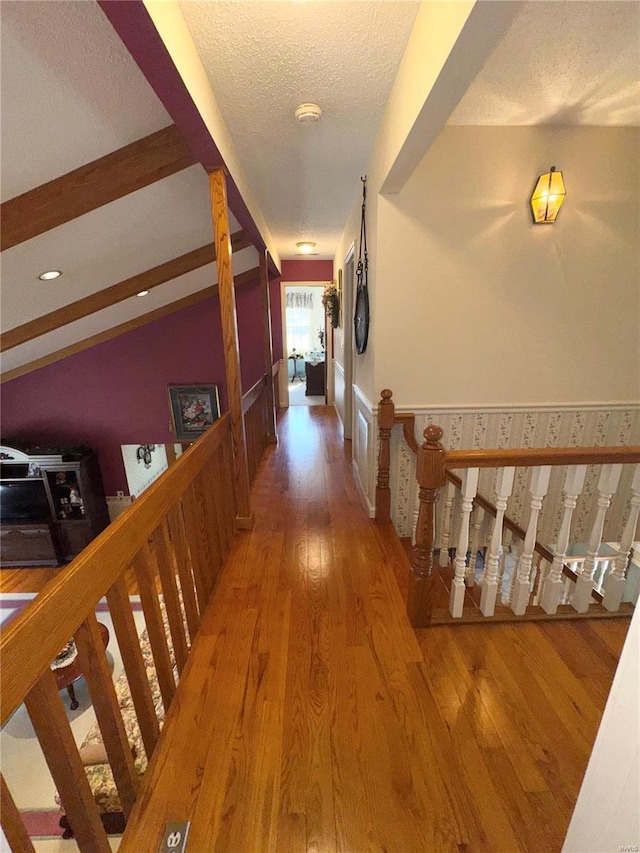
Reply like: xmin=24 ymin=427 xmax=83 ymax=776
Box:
xmin=296 ymin=241 xmax=316 ymax=255
xmin=530 ymin=166 xmax=566 ymax=224
xmin=38 ymin=270 xmax=62 ymax=281
xmin=136 ymin=290 xmax=150 ymax=297
xmin=295 ymin=103 xmax=322 ymax=124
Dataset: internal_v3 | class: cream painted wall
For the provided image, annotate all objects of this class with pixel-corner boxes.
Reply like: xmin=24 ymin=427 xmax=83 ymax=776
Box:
xmin=143 ymin=1 xmax=280 ymax=269
xmin=375 ymin=126 xmax=640 ymax=407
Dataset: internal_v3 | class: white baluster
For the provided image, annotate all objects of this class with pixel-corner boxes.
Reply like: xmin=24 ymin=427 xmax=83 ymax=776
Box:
xmin=449 ymin=468 xmax=479 ymax=618
xmin=511 ymin=467 xmax=551 ymax=616
xmin=533 ymin=558 xmax=551 ymax=606
xmin=439 ymin=480 xmax=455 ymax=567
xmin=480 ymin=466 xmax=515 ymax=617
xmin=540 ymin=465 xmax=587 ymax=615
xmin=573 ymin=464 xmax=623 ymax=613
xmin=466 ymin=506 xmax=485 ymax=587
xmin=603 ymin=465 xmax=640 ymax=612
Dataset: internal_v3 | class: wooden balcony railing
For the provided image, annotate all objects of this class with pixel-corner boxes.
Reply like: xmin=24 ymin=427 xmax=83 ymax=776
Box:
xmin=376 ymin=390 xmax=640 ymax=628
xmin=0 ymin=376 xmax=275 ymax=851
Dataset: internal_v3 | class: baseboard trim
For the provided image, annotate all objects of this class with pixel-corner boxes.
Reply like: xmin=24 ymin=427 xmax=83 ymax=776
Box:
xmin=352 ymin=459 xmax=375 ymax=518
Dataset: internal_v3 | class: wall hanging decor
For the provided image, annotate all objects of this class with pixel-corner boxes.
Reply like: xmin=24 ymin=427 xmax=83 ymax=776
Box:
xmin=354 ymin=175 xmax=369 ymax=354
xmin=321 ymin=282 xmax=340 ymax=328
xmin=136 ymin=444 xmax=156 ymax=469
xmin=168 ymin=384 xmax=220 ymax=442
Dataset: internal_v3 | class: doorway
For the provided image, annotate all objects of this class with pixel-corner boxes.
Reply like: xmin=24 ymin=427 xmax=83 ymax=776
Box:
xmin=281 ymin=282 xmax=328 ymax=407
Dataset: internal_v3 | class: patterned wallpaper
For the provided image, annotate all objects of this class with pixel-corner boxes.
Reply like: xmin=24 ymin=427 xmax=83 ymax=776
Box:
xmin=388 ymin=405 xmax=640 ymax=550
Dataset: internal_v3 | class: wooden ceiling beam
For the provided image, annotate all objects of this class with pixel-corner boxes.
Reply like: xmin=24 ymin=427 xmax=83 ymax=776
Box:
xmin=0 ymin=267 xmax=261 ymax=385
xmin=0 ymin=231 xmax=251 ymax=352
xmin=1 ymin=125 xmax=197 ymax=251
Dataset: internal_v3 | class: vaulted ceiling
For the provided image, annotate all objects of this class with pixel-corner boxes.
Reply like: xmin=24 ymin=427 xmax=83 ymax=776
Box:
xmin=1 ymin=0 xmax=638 ymax=383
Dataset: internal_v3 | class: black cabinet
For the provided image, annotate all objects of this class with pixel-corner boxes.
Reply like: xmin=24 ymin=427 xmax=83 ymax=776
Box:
xmin=305 ymin=361 xmax=325 ymax=396
xmin=0 ymin=448 xmax=109 ymax=566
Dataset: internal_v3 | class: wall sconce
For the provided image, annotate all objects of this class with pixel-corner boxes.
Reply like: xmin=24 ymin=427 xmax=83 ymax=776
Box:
xmin=530 ymin=166 xmax=566 ymax=224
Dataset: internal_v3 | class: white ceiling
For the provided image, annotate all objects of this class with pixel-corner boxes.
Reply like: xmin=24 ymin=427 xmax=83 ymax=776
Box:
xmin=2 ymin=0 xmax=639 ymax=375
xmin=449 ymin=1 xmax=640 ymax=127
xmin=1 ymin=245 xmax=258 ymax=375
xmin=1 ymin=167 xmax=239 ymax=330
xmin=0 ymin=0 xmax=171 ymax=201
xmin=180 ymin=0 xmax=420 ymax=260
xmin=0 ymin=1 xmax=237 ymax=373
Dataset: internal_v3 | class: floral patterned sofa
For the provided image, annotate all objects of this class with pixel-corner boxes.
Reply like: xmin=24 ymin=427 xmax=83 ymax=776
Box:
xmin=56 ymin=603 xmax=179 ymax=837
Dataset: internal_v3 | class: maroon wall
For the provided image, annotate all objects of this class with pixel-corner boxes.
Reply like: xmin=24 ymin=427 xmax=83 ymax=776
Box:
xmin=281 ymin=259 xmax=334 ymax=282
xmin=236 ymin=279 xmax=268 ymax=391
xmin=2 ymin=278 xmax=269 ymax=494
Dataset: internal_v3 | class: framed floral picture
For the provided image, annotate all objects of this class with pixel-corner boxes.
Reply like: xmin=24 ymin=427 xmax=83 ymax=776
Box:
xmin=168 ymin=384 xmax=220 ymax=442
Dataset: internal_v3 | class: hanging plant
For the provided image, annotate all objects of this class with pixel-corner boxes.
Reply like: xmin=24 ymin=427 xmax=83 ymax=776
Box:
xmin=321 ymin=282 xmax=339 ymax=328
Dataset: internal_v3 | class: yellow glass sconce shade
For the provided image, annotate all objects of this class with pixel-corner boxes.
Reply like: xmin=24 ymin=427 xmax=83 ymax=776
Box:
xmin=530 ymin=166 xmax=566 ymax=224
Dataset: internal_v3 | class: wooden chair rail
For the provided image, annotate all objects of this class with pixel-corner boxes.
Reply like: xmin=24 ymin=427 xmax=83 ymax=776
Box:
xmin=0 ymin=414 xmax=231 ymax=725
xmin=445 ymin=446 xmax=640 ymax=470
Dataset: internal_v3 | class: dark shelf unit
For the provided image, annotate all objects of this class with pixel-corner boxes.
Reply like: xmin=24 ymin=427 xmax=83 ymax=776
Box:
xmin=0 ymin=450 xmax=110 ymax=567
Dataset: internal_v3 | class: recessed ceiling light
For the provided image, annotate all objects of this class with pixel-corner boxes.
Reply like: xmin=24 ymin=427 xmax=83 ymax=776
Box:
xmin=296 ymin=241 xmax=317 ymax=255
xmin=295 ymin=103 xmax=322 ymax=124
xmin=38 ymin=270 xmax=62 ymax=281
xmin=136 ymin=290 xmax=150 ymax=297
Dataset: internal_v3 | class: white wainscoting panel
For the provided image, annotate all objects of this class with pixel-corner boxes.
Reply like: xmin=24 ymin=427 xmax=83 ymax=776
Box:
xmin=334 ymin=361 xmax=346 ymax=432
xmin=388 ymin=404 xmax=640 ymax=545
xmin=352 ymin=385 xmax=376 ymax=516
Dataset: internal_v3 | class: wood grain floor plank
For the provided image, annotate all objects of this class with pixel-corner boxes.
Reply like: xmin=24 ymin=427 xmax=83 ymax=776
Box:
xmin=119 ymin=406 xmax=631 ymax=852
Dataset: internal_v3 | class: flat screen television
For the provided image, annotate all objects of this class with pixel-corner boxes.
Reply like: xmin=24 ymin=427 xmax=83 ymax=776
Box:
xmin=0 ymin=479 xmax=52 ymax=524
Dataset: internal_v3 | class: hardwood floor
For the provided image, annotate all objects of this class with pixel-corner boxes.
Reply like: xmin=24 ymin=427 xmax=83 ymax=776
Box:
xmin=119 ymin=405 xmax=629 ymax=852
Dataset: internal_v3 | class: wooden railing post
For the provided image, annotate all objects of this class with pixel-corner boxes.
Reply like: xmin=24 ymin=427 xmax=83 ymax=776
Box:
xmin=1 ymin=774 xmax=36 ymax=853
xmin=407 ymin=425 xmax=447 ymax=628
xmin=375 ymin=389 xmax=395 ymax=523
xmin=260 ymin=250 xmax=278 ymax=445
xmin=209 ymin=168 xmax=254 ymax=530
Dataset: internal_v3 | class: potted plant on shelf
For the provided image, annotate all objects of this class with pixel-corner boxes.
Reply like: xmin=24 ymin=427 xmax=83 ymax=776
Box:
xmin=321 ymin=282 xmax=339 ymax=328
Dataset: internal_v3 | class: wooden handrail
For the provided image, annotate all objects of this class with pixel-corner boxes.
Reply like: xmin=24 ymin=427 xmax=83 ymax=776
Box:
xmin=445 ymin=446 xmax=640 ymax=470
xmin=0 ymin=414 xmax=230 ymax=726
xmin=242 ymin=374 xmax=267 ymax=415
xmin=376 ymin=389 xmax=635 ymax=626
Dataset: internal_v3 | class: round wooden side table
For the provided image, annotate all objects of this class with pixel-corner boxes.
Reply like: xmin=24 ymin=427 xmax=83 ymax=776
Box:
xmin=53 ymin=622 xmax=110 ymax=710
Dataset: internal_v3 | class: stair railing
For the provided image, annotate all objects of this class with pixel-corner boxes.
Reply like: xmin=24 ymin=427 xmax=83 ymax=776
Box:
xmin=376 ymin=389 xmax=640 ymax=628
xmin=0 ymin=375 xmax=275 ymax=851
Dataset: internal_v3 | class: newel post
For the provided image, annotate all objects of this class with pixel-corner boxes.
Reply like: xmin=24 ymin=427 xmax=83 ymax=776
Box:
xmin=407 ymin=425 xmax=447 ymax=628
xmin=375 ymin=389 xmax=395 ymax=524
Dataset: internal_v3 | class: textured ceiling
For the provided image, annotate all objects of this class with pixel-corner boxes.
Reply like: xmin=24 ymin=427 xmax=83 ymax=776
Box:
xmin=1 ymin=245 xmax=258 ymax=375
xmin=1 ymin=167 xmax=239 ymax=331
xmin=0 ymin=1 xmax=239 ymax=374
xmin=449 ymin=1 xmax=640 ymax=127
xmin=180 ymin=0 xmax=420 ymax=259
xmin=0 ymin=0 xmax=171 ymax=201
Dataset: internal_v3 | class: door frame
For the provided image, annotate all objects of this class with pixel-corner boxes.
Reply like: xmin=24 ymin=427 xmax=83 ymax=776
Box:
xmin=280 ymin=280 xmax=329 ymax=407
xmin=342 ymin=244 xmax=356 ymax=440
